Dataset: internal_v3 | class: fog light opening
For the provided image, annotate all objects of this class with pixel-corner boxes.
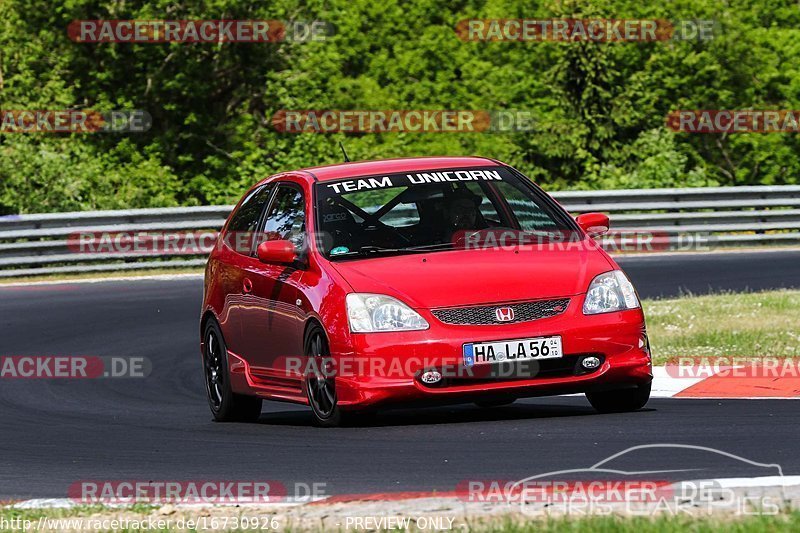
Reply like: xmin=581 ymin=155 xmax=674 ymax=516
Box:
xmin=581 ymin=356 xmax=601 ymax=370
xmin=420 ymin=370 xmax=443 ymax=385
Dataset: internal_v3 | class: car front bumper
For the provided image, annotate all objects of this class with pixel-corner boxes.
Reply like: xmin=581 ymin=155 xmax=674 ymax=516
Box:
xmin=333 ymin=301 xmax=652 ymax=409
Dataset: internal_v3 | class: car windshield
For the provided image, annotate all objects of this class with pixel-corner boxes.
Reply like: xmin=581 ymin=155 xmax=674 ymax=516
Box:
xmin=314 ymin=166 xmax=575 ymax=259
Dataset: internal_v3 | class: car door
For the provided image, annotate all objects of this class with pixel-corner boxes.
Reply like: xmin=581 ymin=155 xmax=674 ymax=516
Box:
xmin=238 ymin=182 xmax=308 ymax=383
xmin=214 ymin=183 xmax=274 ymax=357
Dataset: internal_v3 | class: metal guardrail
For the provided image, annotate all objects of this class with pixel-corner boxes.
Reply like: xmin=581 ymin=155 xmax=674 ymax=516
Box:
xmin=1 ymin=185 xmax=799 ymax=278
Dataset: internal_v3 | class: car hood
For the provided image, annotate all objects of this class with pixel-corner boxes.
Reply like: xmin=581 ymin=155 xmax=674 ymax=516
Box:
xmin=329 ymin=245 xmax=615 ymax=309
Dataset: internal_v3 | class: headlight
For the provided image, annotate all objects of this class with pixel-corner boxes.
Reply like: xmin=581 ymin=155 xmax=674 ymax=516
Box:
xmin=346 ymin=293 xmax=429 ymax=333
xmin=582 ymin=270 xmax=640 ymax=315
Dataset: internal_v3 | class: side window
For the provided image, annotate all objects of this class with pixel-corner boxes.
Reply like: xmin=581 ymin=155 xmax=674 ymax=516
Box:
xmin=225 ymin=184 xmax=273 ymax=255
xmin=227 ymin=185 xmax=273 ymax=233
xmin=262 ymin=185 xmax=306 ymax=250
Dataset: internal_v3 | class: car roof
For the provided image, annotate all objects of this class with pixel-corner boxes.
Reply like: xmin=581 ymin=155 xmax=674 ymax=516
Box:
xmin=291 ymin=156 xmax=502 ymax=182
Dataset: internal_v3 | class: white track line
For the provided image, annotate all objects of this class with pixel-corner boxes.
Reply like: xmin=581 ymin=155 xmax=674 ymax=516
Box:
xmin=651 ymin=366 xmax=707 ymax=398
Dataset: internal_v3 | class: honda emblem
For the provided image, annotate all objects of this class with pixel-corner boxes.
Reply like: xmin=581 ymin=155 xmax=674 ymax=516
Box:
xmin=495 ymin=307 xmax=515 ymax=322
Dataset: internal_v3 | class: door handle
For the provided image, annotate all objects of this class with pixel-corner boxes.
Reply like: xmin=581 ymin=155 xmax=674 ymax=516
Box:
xmin=242 ymin=278 xmax=253 ymax=294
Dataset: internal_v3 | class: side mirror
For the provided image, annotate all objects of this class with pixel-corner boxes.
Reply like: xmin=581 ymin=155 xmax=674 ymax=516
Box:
xmin=576 ymin=213 xmax=610 ymax=237
xmin=256 ymin=240 xmax=297 ymax=264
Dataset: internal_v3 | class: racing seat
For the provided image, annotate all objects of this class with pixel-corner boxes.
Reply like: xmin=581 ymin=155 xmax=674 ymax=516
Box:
xmin=319 ymin=201 xmax=361 ymax=253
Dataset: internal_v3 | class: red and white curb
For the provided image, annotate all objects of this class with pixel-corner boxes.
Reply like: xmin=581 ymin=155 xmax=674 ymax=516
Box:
xmin=651 ymin=366 xmax=800 ymax=399
xmin=7 ymin=475 xmax=800 ymax=509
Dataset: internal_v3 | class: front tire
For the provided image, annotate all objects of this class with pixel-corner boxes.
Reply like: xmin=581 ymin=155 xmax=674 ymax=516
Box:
xmin=203 ymin=320 xmax=262 ymax=422
xmin=586 ymin=382 xmax=651 ymax=413
xmin=304 ymin=323 xmax=347 ymax=427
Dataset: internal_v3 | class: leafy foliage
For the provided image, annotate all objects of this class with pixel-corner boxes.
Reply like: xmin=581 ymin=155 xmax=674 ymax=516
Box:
xmin=1 ymin=0 xmax=797 ymax=213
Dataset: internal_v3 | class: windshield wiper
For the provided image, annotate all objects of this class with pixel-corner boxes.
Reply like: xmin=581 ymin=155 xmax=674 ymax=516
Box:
xmin=355 ymin=245 xmax=407 ymax=255
xmin=403 ymin=242 xmax=459 ymax=252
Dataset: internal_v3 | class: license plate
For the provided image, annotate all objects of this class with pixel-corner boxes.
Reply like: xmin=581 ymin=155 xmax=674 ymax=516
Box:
xmin=463 ymin=336 xmax=562 ymax=367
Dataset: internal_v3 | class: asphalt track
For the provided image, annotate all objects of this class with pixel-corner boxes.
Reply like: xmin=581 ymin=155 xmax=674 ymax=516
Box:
xmin=0 ymin=250 xmax=799 ymax=500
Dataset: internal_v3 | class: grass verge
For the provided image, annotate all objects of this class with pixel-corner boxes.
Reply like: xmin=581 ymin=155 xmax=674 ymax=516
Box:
xmin=1 ymin=506 xmax=799 ymax=532
xmin=644 ymin=289 xmax=800 ymax=365
xmin=477 ymin=512 xmax=800 ymax=532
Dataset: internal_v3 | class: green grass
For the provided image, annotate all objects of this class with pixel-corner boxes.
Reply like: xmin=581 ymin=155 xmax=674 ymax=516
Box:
xmin=2 ymin=507 xmax=799 ymax=532
xmin=474 ymin=512 xmax=800 ymax=532
xmin=644 ymin=290 xmax=800 ymax=365
xmin=0 ymin=506 xmax=148 ymax=532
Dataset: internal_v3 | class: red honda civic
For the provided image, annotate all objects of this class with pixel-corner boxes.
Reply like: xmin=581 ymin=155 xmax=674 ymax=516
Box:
xmin=200 ymin=156 xmax=652 ymax=426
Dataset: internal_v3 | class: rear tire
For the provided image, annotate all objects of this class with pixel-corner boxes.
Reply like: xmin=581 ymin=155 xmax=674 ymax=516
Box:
xmin=586 ymin=382 xmax=651 ymax=413
xmin=203 ymin=320 xmax=262 ymax=422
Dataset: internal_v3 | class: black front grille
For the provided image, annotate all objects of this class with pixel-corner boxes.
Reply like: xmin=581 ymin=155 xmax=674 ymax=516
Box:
xmin=431 ymin=298 xmax=571 ymax=325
